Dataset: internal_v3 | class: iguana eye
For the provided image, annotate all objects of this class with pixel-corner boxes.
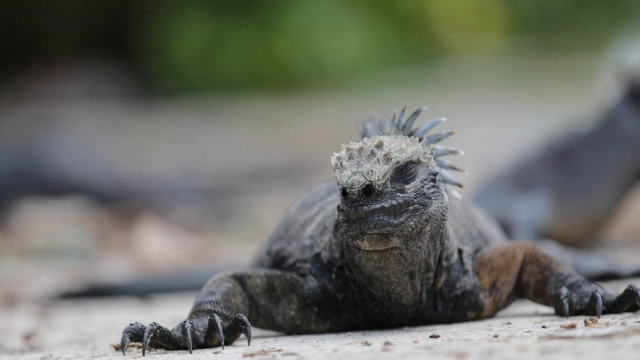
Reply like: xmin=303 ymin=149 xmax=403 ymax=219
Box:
xmin=392 ymin=161 xmax=418 ymax=185
xmin=429 ymin=171 xmax=439 ymax=185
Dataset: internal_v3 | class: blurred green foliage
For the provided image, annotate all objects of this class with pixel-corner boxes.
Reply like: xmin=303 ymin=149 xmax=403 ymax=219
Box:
xmin=1 ymin=0 xmax=639 ymax=92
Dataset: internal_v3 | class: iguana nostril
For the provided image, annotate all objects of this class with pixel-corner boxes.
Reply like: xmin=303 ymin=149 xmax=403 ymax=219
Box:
xmin=341 ymin=187 xmax=350 ymax=199
xmin=362 ymin=184 xmax=375 ymax=198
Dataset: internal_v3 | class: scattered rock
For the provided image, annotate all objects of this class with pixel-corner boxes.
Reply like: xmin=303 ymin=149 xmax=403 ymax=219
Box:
xmin=560 ymin=323 xmax=577 ymax=329
xmin=243 ymin=349 xmax=282 ymax=357
xmin=584 ymin=316 xmax=610 ymax=328
xmin=545 ymin=326 xmax=640 ymax=339
xmin=429 ymin=334 xmax=441 ymax=339
xmin=361 ymin=340 xmax=371 ymax=346
xmin=112 ymin=342 xmax=142 ymax=351
xmin=22 ymin=330 xmax=37 ymax=343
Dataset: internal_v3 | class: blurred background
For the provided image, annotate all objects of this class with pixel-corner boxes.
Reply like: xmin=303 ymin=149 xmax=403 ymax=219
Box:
xmin=1 ymin=0 xmax=640 ymax=305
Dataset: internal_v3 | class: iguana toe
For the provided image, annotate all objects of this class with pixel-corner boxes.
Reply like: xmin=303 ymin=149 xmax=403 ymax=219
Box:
xmin=120 ymin=322 xmax=145 ymax=355
xmin=142 ymin=322 xmax=158 ymax=356
xmin=592 ymin=290 xmax=603 ymax=318
xmin=606 ymin=284 xmax=640 ymax=313
xmin=236 ymin=314 xmax=252 ymax=346
xmin=558 ymin=286 xmax=569 ymax=318
xmin=182 ymin=320 xmax=193 ymax=354
xmin=207 ymin=313 xmax=252 ymax=348
xmin=208 ymin=314 xmax=225 ymax=349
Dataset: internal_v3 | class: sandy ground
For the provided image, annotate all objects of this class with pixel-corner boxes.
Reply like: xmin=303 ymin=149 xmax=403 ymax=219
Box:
xmin=1 ymin=279 xmax=640 ymax=360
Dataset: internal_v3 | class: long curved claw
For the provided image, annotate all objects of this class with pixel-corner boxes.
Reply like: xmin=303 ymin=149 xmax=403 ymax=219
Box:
xmin=211 ymin=314 xmax=225 ymax=349
xmin=120 ymin=336 xmax=128 ymax=356
xmin=594 ymin=291 xmax=603 ymax=318
xmin=120 ymin=327 xmax=132 ymax=355
xmin=559 ymin=286 xmax=570 ymax=318
xmin=120 ymin=322 xmax=145 ymax=355
xmin=142 ymin=322 xmax=158 ymax=356
xmin=184 ymin=320 xmax=193 ymax=354
xmin=236 ymin=314 xmax=252 ymax=346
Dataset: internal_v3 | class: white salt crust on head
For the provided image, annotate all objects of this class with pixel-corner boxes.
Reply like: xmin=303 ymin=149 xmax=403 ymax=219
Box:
xmin=331 ymin=135 xmax=432 ymax=190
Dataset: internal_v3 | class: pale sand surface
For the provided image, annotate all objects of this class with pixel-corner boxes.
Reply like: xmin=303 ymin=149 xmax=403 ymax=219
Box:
xmin=1 ymin=278 xmax=639 ymax=360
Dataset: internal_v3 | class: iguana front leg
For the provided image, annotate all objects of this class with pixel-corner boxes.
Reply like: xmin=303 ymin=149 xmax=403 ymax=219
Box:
xmin=120 ymin=269 xmax=350 ymax=355
xmin=472 ymin=243 xmax=640 ymax=319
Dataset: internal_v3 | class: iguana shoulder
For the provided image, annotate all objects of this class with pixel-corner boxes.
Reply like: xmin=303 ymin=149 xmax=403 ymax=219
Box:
xmin=251 ymin=180 xmax=341 ymax=277
xmin=447 ymin=195 xmax=506 ymax=252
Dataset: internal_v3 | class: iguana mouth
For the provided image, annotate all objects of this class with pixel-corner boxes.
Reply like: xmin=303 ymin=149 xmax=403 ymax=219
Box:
xmin=338 ymin=198 xmax=417 ymax=233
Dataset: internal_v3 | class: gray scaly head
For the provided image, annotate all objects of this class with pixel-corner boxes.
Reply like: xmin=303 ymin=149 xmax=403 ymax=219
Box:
xmin=331 ymin=106 xmax=464 ymax=238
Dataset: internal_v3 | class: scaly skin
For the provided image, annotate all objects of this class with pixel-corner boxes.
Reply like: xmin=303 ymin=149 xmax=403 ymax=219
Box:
xmin=120 ymin=107 xmax=640 ymax=355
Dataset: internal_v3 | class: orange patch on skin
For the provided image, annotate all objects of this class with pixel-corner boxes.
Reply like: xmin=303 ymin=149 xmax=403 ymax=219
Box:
xmin=473 ymin=243 xmax=566 ymax=319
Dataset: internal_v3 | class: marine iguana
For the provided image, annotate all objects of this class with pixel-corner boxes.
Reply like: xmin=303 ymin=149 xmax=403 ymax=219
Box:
xmin=120 ymin=106 xmax=640 ymax=355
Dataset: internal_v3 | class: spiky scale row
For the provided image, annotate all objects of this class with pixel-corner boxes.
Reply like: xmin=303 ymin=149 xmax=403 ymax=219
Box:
xmin=436 ymin=158 xmax=467 ymax=173
xmin=414 ymin=118 xmax=446 ymax=138
xmin=433 ymin=145 xmax=464 ymax=157
xmin=403 ymin=106 xmax=428 ymax=133
xmin=351 ymin=106 xmax=465 ymax=190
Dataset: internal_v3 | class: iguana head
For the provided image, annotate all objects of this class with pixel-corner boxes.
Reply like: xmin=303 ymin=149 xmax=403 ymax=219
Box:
xmin=331 ymin=106 xmax=464 ymax=241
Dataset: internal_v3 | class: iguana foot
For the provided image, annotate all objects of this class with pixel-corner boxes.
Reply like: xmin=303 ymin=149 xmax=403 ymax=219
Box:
xmin=554 ymin=282 xmax=605 ymax=318
xmin=119 ymin=314 xmax=251 ymax=355
xmin=474 ymin=244 xmax=640 ymax=320
xmin=553 ymin=281 xmax=640 ymax=318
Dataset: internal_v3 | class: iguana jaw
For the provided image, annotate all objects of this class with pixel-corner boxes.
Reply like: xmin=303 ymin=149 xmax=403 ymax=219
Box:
xmin=337 ymin=198 xmax=418 ymax=235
